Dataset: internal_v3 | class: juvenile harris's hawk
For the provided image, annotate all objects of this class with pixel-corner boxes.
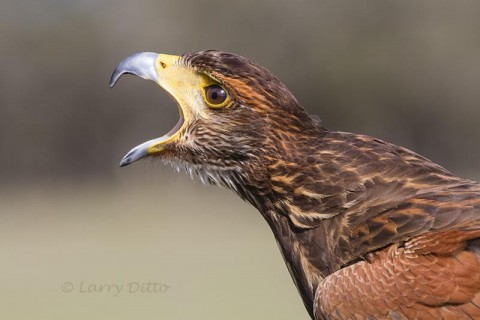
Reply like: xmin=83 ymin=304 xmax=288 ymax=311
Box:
xmin=110 ymin=50 xmax=480 ymax=320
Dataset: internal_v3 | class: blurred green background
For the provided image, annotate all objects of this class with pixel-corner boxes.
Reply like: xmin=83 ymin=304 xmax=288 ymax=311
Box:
xmin=1 ymin=1 xmax=480 ymax=319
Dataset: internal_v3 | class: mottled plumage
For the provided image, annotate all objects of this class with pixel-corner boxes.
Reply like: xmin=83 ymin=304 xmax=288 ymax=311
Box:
xmin=111 ymin=50 xmax=480 ymax=319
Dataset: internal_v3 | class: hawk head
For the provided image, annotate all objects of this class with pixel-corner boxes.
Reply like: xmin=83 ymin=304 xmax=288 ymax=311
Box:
xmin=110 ymin=50 xmax=320 ymax=190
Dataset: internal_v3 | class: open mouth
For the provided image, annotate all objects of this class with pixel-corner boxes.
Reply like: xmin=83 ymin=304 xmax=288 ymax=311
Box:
xmin=117 ymin=99 xmax=186 ymax=167
xmin=165 ymin=109 xmax=185 ymax=140
xmin=109 ymin=51 xmax=187 ymax=167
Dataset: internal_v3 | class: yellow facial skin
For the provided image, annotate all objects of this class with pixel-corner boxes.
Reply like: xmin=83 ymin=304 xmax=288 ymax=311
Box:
xmin=110 ymin=52 xmax=231 ymax=166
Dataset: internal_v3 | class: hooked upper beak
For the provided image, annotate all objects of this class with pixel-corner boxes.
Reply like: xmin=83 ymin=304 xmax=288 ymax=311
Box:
xmin=109 ymin=52 xmax=159 ymax=88
xmin=109 ymin=52 xmax=186 ymax=167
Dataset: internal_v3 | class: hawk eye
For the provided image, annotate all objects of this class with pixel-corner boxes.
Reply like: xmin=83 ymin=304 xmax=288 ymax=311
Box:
xmin=204 ymin=85 xmax=228 ymax=107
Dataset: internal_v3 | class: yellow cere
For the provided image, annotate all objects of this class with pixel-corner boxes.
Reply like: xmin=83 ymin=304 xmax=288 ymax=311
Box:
xmin=145 ymin=54 xmax=220 ymax=154
xmin=154 ymin=54 xmax=217 ymax=119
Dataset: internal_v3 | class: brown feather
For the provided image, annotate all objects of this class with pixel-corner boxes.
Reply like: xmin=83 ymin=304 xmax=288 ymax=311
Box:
xmin=155 ymin=50 xmax=480 ymax=319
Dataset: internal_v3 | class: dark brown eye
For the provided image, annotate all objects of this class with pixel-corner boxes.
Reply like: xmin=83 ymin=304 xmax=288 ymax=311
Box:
xmin=204 ymin=85 xmax=228 ymax=106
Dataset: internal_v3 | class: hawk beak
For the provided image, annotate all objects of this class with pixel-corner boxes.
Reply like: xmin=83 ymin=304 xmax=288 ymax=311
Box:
xmin=109 ymin=52 xmax=186 ymax=167
xmin=109 ymin=52 xmax=159 ymax=88
xmin=117 ymin=136 xmax=171 ymax=167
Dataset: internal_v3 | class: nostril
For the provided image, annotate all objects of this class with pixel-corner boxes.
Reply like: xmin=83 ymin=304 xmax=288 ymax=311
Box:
xmin=160 ymin=61 xmax=167 ymax=69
